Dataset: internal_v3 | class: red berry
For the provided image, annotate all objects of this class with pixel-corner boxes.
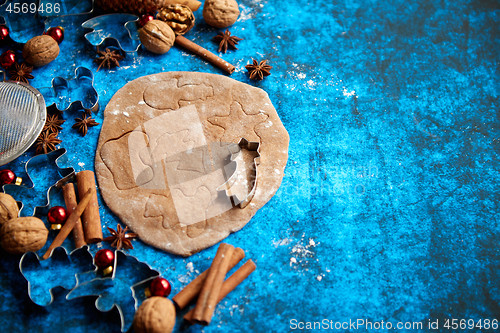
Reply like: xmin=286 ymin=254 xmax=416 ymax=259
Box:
xmin=0 ymin=25 xmax=9 ymax=41
xmin=95 ymin=249 xmax=115 ymax=269
xmin=138 ymin=14 xmax=155 ymax=27
xmin=45 ymin=26 xmax=64 ymax=44
xmin=47 ymin=206 xmax=68 ymax=224
xmin=150 ymin=277 xmax=172 ymax=297
xmin=0 ymin=50 xmax=16 ymax=69
xmin=0 ymin=169 xmax=16 ymax=186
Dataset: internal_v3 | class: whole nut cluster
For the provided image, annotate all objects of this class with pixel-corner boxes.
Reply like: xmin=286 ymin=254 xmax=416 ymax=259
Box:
xmin=133 ymin=297 xmax=176 ymax=333
xmin=22 ymin=35 xmax=60 ymax=67
xmin=203 ymin=0 xmax=240 ymax=28
xmin=157 ymin=4 xmax=195 ymax=35
xmin=139 ymin=20 xmax=176 ymax=54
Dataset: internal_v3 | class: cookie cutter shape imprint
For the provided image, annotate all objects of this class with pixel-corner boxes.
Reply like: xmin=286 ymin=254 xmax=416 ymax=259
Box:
xmin=38 ymin=67 xmax=99 ymax=114
xmin=2 ymin=148 xmax=75 ymax=217
xmin=0 ymin=71 xmax=47 ymax=166
xmin=81 ymin=14 xmax=141 ymax=53
xmin=217 ymin=138 xmax=261 ymax=209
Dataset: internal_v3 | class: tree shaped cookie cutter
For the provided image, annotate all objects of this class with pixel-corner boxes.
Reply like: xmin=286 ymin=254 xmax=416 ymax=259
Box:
xmin=217 ymin=138 xmax=261 ymax=209
xmin=2 ymin=148 xmax=75 ymax=217
xmin=20 ymin=246 xmax=160 ymax=332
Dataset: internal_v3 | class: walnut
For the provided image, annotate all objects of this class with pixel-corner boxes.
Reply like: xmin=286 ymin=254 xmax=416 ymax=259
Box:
xmin=0 ymin=193 xmax=19 ymax=227
xmin=22 ymin=35 xmax=60 ymax=67
xmin=139 ymin=20 xmax=176 ymax=54
xmin=0 ymin=217 xmax=48 ymax=254
xmin=133 ymin=297 xmax=176 ymax=333
xmin=203 ymin=0 xmax=240 ymax=28
xmin=157 ymin=5 xmax=195 ymax=35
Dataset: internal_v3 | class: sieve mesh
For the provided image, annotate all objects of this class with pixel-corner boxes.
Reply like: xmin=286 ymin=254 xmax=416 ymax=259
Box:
xmin=0 ymin=81 xmax=46 ymax=166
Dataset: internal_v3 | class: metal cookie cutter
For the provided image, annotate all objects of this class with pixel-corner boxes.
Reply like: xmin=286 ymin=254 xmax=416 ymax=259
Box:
xmin=38 ymin=67 xmax=99 ymax=114
xmin=20 ymin=246 xmax=160 ymax=332
xmin=217 ymin=138 xmax=261 ymax=209
xmin=2 ymin=148 xmax=75 ymax=217
xmin=82 ymin=14 xmax=141 ymax=53
xmin=20 ymin=246 xmax=95 ymax=307
xmin=0 ymin=0 xmax=95 ymax=44
xmin=67 ymin=250 xmax=160 ymax=332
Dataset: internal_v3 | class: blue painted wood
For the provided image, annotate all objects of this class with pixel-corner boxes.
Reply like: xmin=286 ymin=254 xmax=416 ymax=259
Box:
xmin=1 ymin=0 xmax=499 ymax=331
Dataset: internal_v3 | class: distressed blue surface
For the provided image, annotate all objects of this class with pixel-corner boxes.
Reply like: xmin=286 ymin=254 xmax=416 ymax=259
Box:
xmin=1 ymin=0 xmax=500 ymax=332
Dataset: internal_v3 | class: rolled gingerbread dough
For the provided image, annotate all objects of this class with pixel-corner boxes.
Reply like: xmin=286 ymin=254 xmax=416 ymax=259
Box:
xmin=95 ymin=72 xmax=289 ymax=256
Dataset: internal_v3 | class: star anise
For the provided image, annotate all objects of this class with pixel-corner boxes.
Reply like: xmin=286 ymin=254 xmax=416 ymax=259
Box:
xmin=94 ymin=48 xmax=124 ymax=72
xmin=43 ymin=114 xmax=65 ymax=133
xmin=9 ymin=62 xmax=34 ymax=84
xmin=245 ymin=59 xmax=272 ymax=80
xmin=72 ymin=112 xmax=99 ymax=136
xmin=35 ymin=130 xmax=62 ymax=155
xmin=103 ymin=224 xmax=138 ymax=250
xmin=213 ymin=29 xmax=243 ymax=53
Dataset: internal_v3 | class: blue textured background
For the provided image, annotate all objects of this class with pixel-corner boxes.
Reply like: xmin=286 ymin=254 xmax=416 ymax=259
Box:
xmin=1 ymin=0 xmax=500 ymax=332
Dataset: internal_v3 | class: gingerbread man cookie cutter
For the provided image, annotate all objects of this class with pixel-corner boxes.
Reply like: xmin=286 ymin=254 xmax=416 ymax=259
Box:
xmin=2 ymin=148 xmax=75 ymax=217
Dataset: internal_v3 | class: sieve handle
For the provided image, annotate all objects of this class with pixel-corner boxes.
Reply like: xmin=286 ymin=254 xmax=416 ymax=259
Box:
xmin=0 ymin=70 xmax=4 ymax=82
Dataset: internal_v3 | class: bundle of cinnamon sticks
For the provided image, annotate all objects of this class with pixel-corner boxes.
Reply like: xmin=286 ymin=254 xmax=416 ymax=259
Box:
xmin=172 ymin=243 xmax=256 ymax=325
xmin=42 ymin=171 xmax=103 ymax=259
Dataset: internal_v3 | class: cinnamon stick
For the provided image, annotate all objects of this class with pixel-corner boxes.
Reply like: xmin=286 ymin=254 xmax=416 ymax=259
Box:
xmin=42 ymin=188 xmax=94 ymax=260
xmin=76 ymin=171 xmax=103 ymax=243
xmin=192 ymin=243 xmax=234 ymax=325
xmin=62 ymin=183 xmax=86 ymax=249
xmin=164 ymin=0 xmax=201 ymax=11
xmin=173 ymin=247 xmax=244 ymax=309
xmin=184 ymin=259 xmax=256 ymax=323
xmin=175 ymin=35 xmax=236 ymax=74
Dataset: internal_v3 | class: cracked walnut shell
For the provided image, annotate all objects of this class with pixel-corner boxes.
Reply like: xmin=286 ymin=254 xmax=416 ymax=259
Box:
xmin=0 ymin=216 xmax=48 ymax=255
xmin=203 ymin=0 xmax=240 ymax=28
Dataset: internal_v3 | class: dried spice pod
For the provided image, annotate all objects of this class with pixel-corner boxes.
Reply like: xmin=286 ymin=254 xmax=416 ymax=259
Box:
xmin=22 ymin=35 xmax=60 ymax=67
xmin=0 ymin=216 xmax=48 ymax=254
xmin=157 ymin=4 xmax=195 ymax=35
xmin=139 ymin=20 xmax=176 ymax=54
xmin=0 ymin=193 xmax=19 ymax=227
xmin=203 ymin=0 xmax=239 ymax=28
xmin=133 ymin=297 xmax=176 ymax=333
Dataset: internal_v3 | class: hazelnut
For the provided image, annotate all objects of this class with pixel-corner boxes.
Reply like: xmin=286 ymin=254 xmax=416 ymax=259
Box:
xmin=203 ymin=0 xmax=240 ymax=28
xmin=139 ymin=20 xmax=176 ymax=54
xmin=0 ymin=193 xmax=19 ymax=227
xmin=0 ymin=217 xmax=48 ymax=255
xmin=22 ymin=35 xmax=60 ymax=67
xmin=133 ymin=297 xmax=176 ymax=333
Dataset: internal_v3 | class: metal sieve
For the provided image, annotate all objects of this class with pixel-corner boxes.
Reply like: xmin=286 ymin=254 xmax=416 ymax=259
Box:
xmin=0 ymin=71 xmax=46 ymax=166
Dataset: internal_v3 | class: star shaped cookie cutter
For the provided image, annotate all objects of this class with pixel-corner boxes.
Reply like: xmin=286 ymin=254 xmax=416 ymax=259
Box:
xmin=217 ymin=138 xmax=261 ymax=209
xmin=2 ymin=148 xmax=75 ymax=217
